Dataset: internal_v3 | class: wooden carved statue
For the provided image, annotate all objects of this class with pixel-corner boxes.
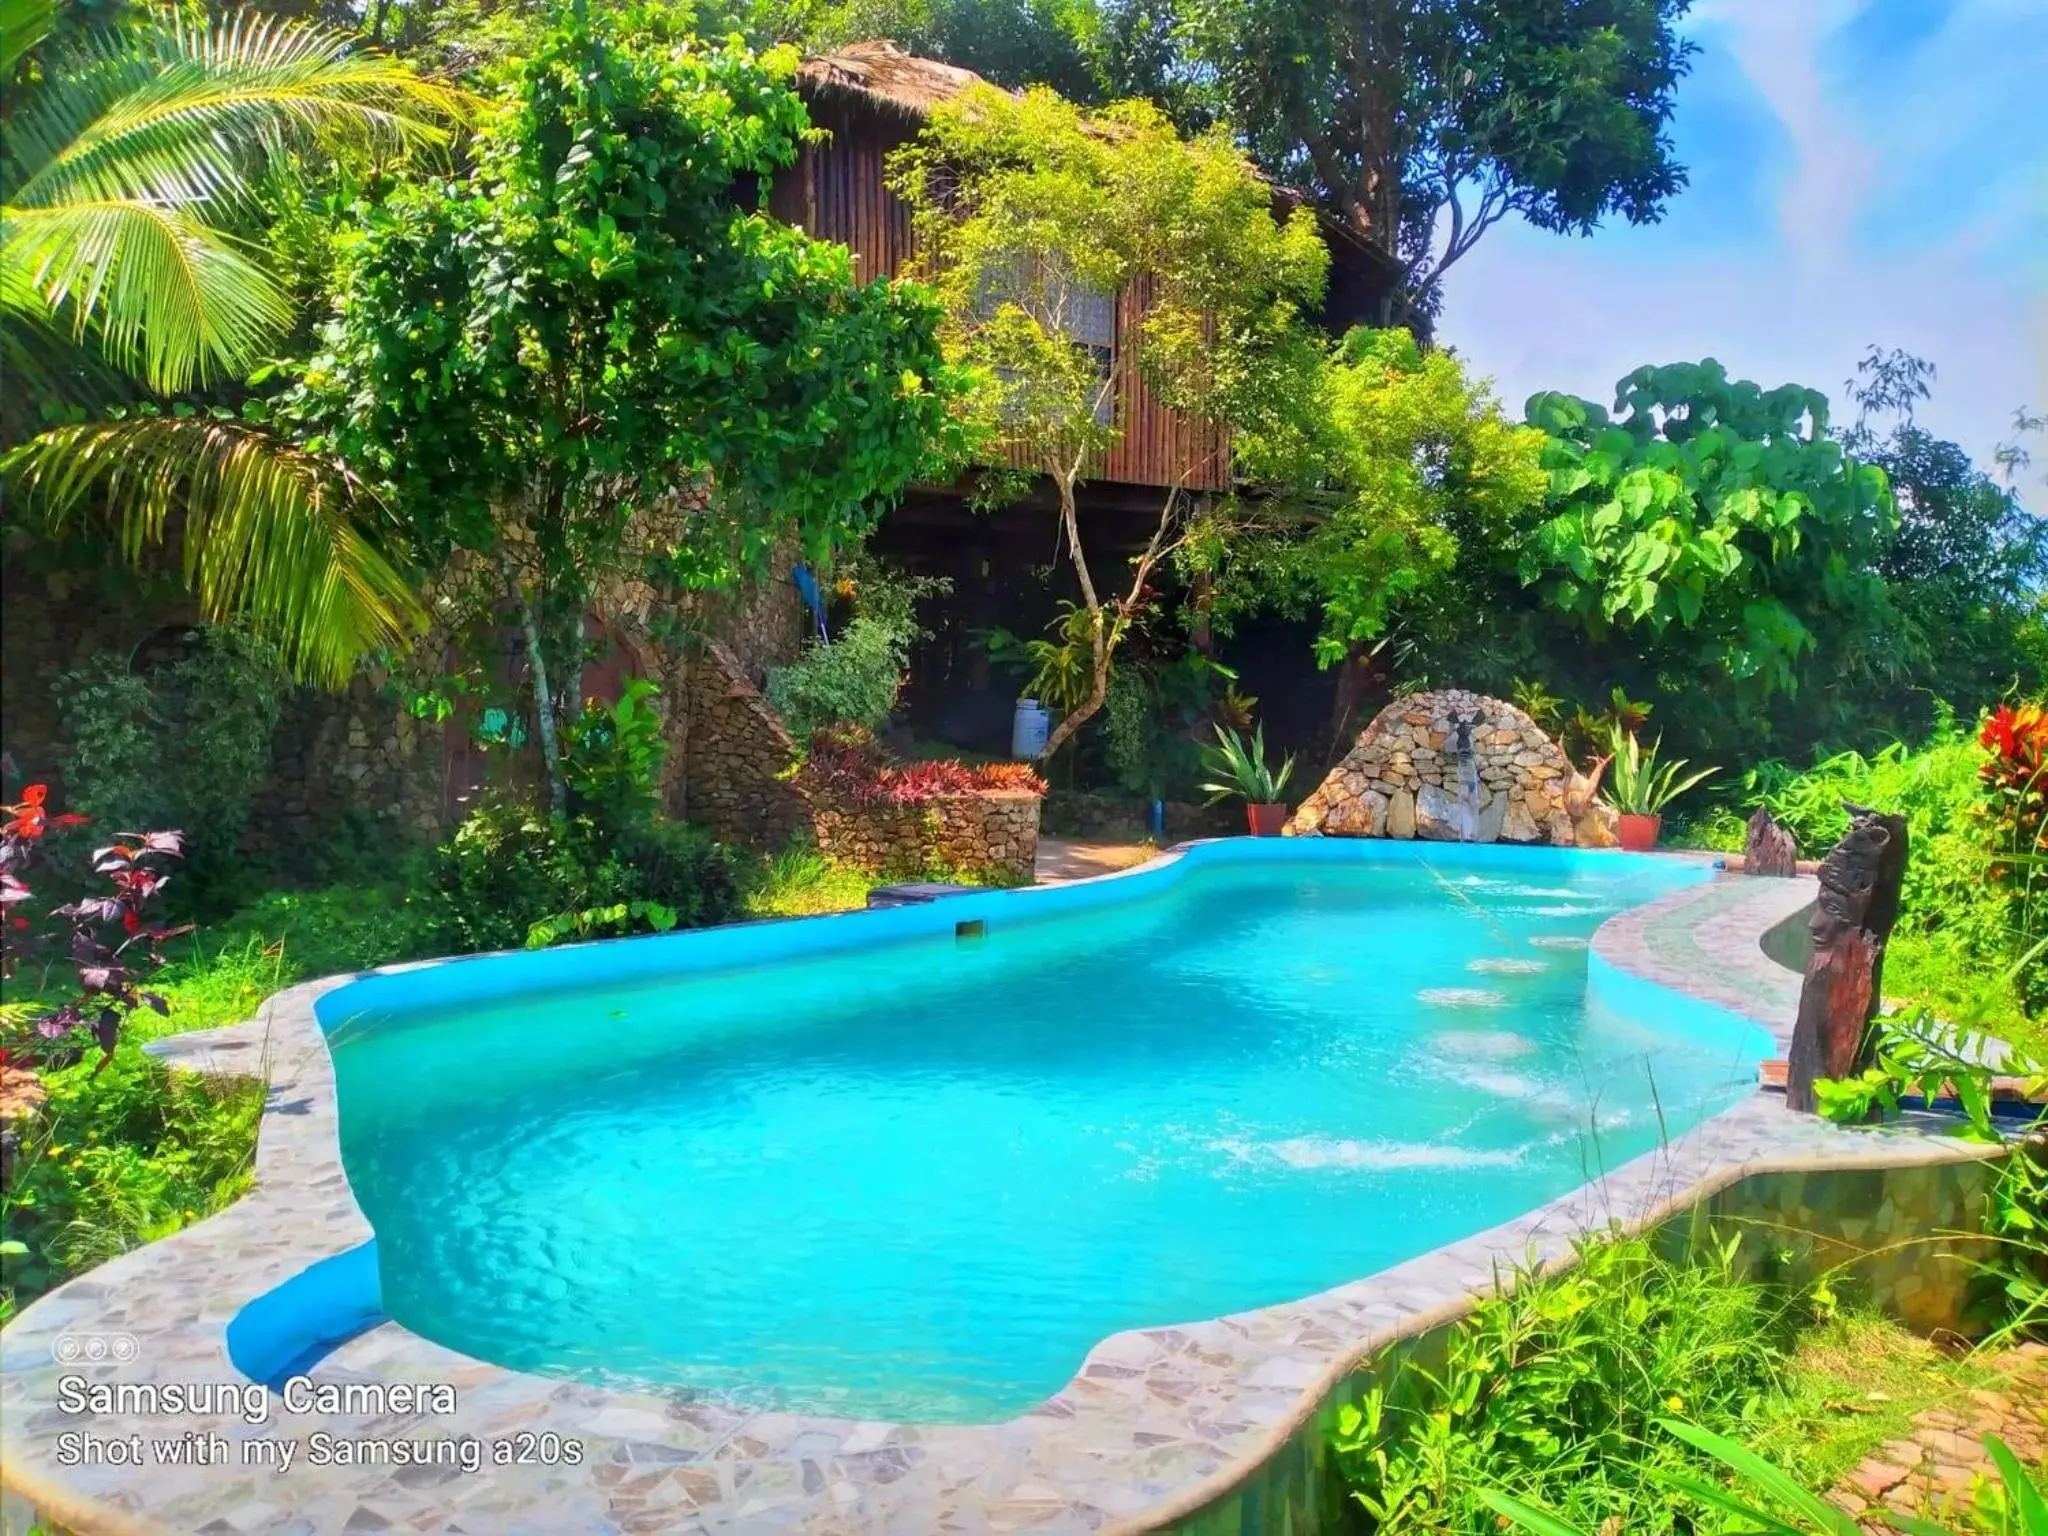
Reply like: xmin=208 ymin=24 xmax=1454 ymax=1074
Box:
xmin=1743 ymin=807 xmax=1798 ymax=877
xmin=1783 ymin=802 xmax=1910 ymax=1112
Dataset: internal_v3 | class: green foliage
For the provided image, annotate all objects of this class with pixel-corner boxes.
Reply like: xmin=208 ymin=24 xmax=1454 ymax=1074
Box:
xmin=767 ymin=556 xmax=948 ymax=739
xmin=1 ymin=1032 xmax=262 ymax=1324
xmin=1 ymin=7 xmax=457 ymax=683
xmin=429 ymin=802 xmax=739 ymax=954
xmin=979 ymin=601 xmax=1113 ymax=722
xmin=1196 ymin=723 xmax=1293 ymax=804
xmin=1213 ymin=326 xmax=1548 ymax=664
xmin=561 ymin=678 xmax=667 ymax=831
xmin=1603 ymin=725 xmax=1716 ymax=817
xmin=1331 ymin=1232 xmax=1805 ymax=1534
xmin=892 ymin=79 xmax=1328 ymax=751
xmin=1692 ymin=720 xmax=2041 ymax=1040
xmin=1521 ymin=361 xmax=1898 ymax=702
xmin=54 ymin=626 xmax=283 ymax=908
xmin=784 ymin=0 xmax=1106 ymax=101
xmin=1813 ymin=1010 xmax=2044 ymax=1145
xmin=1179 ymin=0 xmax=1696 ymax=317
xmin=769 ymin=618 xmax=913 ymax=741
xmin=281 ymin=2 xmax=961 ymax=801
xmin=1844 ymin=349 xmax=2048 ymax=733
xmin=736 ymin=834 xmax=877 ymax=917
xmin=1482 ymin=1418 xmax=2048 ymax=1536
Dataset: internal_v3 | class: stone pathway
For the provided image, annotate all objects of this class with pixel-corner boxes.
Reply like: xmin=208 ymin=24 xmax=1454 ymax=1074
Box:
xmin=1832 ymin=1342 xmax=2048 ymax=1526
xmin=1034 ymin=835 xmax=1156 ymax=883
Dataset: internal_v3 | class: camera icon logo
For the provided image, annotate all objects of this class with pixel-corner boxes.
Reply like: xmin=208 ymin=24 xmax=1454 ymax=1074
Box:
xmin=51 ymin=1332 xmax=140 ymax=1365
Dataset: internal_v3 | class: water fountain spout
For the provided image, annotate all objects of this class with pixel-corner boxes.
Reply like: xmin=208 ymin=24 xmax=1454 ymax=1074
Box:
xmin=1451 ymin=714 xmax=1482 ymax=842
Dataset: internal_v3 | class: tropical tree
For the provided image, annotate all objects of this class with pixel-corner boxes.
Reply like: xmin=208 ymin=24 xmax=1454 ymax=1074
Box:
xmin=1516 ymin=360 xmax=1898 ymax=704
xmin=1177 ymin=0 xmax=1695 ymax=321
xmin=1 ymin=0 xmax=465 ymax=684
xmin=279 ymin=2 xmax=960 ymax=811
xmin=1209 ymin=326 xmax=1547 ymax=664
xmin=889 ymin=83 xmax=1330 ymax=759
xmin=1839 ymin=347 xmax=2048 ymax=722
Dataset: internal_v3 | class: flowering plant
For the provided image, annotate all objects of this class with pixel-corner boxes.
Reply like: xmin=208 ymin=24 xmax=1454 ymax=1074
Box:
xmin=1979 ymin=700 xmax=2048 ymax=851
xmin=1 ymin=783 xmax=188 ymax=1069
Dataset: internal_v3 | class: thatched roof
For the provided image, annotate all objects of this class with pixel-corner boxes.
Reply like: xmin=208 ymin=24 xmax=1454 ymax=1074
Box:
xmin=796 ymin=41 xmax=1000 ymax=118
xmin=795 ymin=41 xmax=1404 ymax=286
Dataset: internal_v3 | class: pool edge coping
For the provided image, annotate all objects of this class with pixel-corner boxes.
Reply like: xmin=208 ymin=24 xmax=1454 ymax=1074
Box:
xmin=0 ymin=846 xmax=2008 ymax=1536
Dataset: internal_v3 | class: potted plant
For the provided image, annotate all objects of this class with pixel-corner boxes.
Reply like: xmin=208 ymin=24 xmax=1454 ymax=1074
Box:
xmin=1199 ymin=724 xmax=1296 ymax=836
xmin=1605 ymin=723 xmax=1717 ymax=851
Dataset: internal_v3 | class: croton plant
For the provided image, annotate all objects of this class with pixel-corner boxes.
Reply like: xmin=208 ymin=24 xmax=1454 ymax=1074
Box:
xmin=1979 ymin=700 xmax=2047 ymax=851
xmin=1 ymin=779 xmax=188 ymax=1076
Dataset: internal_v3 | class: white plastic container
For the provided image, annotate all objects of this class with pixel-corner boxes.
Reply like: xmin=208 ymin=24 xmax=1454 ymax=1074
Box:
xmin=1010 ymin=697 xmax=1052 ymax=760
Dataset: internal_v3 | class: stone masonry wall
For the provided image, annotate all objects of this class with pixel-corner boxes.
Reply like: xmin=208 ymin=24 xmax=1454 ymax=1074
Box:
xmin=1285 ymin=687 xmax=1618 ymax=848
xmin=674 ymin=640 xmax=811 ymax=848
xmin=810 ymin=790 xmax=1041 ymax=884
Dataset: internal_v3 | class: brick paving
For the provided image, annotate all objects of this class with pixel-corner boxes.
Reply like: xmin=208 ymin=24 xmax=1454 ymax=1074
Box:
xmin=1832 ymin=1342 xmax=2048 ymax=1527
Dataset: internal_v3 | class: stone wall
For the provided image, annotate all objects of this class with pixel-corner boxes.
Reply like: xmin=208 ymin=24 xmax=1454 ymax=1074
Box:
xmin=809 ymin=790 xmax=1040 ymax=883
xmin=244 ymin=674 xmax=446 ymax=857
xmin=1284 ymin=687 xmax=1618 ymax=848
xmin=673 ymin=640 xmax=811 ymax=848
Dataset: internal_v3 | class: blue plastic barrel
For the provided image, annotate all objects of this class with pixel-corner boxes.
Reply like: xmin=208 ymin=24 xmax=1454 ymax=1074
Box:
xmin=1011 ymin=697 xmax=1052 ymax=759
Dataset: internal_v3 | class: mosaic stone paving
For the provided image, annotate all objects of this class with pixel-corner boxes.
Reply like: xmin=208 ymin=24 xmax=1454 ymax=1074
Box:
xmin=0 ymin=853 xmax=2008 ymax=1536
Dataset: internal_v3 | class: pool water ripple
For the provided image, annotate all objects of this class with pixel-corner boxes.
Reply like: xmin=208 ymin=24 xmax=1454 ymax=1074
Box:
xmin=331 ymin=855 xmax=1765 ymax=1423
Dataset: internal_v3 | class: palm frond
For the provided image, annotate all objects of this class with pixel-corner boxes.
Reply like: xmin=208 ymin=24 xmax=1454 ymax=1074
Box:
xmin=0 ymin=0 xmax=54 ymax=77
xmin=2 ymin=418 xmax=425 ymax=687
xmin=3 ymin=197 xmax=290 ymax=391
xmin=6 ymin=9 xmax=467 ymax=212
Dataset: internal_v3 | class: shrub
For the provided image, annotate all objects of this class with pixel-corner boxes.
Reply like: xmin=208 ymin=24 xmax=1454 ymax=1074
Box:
xmin=766 ymin=556 xmax=952 ymax=740
xmin=1332 ymin=1232 xmax=1807 ymax=1534
xmin=1 ymin=1031 xmax=261 ymax=1325
xmin=799 ymin=727 xmax=1047 ymax=806
xmin=1689 ymin=712 xmax=2043 ymax=1033
xmin=767 ymin=616 xmax=912 ymax=741
xmin=53 ymin=626 xmax=283 ymax=909
xmin=561 ymin=678 xmax=667 ymax=832
xmin=429 ymin=803 xmax=738 ymax=953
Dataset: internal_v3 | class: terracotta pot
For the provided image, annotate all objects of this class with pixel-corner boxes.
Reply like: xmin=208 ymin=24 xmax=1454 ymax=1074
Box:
xmin=1247 ymin=802 xmax=1289 ymax=837
xmin=1616 ymin=812 xmax=1662 ymax=852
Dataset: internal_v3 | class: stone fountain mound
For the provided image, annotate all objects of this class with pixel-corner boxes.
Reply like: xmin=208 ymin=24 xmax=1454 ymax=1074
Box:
xmin=1283 ymin=688 xmax=1618 ymax=848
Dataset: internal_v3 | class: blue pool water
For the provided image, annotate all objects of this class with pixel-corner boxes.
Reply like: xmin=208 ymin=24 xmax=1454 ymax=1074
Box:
xmin=324 ymin=845 xmax=1769 ymax=1423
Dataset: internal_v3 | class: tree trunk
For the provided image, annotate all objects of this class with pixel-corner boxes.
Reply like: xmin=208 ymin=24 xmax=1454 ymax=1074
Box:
xmin=1743 ymin=807 xmax=1799 ymax=877
xmin=1039 ymin=478 xmax=1184 ymax=763
xmin=1783 ymin=928 xmax=1879 ymax=1113
xmin=1782 ymin=803 xmax=1910 ymax=1113
xmin=507 ymin=559 xmax=567 ymax=816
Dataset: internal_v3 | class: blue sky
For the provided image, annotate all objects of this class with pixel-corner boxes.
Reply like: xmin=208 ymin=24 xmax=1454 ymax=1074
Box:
xmin=1439 ymin=0 xmax=2048 ymax=484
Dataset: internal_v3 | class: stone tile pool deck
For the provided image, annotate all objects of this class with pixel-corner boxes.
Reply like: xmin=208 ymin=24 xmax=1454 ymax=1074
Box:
xmin=0 ymin=850 xmax=2008 ymax=1536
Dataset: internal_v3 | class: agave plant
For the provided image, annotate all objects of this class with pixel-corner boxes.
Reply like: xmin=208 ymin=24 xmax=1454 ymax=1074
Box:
xmin=1605 ymin=723 xmax=1718 ymax=817
xmin=1 ymin=0 xmax=464 ymax=685
xmin=1480 ymin=1418 xmax=2048 ymax=1536
xmin=1198 ymin=723 xmax=1294 ymax=806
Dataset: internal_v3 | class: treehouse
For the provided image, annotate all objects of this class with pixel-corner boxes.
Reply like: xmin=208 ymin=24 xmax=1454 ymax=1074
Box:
xmin=774 ymin=43 xmax=1405 ymax=753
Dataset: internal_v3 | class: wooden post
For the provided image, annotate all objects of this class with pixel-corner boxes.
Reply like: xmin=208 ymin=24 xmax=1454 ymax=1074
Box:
xmin=1782 ymin=803 xmax=1910 ymax=1113
xmin=1743 ymin=807 xmax=1798 ymax=877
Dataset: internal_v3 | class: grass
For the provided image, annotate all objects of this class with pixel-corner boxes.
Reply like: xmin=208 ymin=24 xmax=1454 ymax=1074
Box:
xmin=1750 ymin=1312 xmax=2022 ymax=1489
xmin=737 ymin=838 xmax=878 ymax=917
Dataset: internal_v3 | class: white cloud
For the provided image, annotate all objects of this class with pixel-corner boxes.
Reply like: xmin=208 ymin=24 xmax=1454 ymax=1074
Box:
xmin=1437 ymin=0 xmax=2048 ymax=483
xmin=1692 ymin=0 xmax=1870 ymax=274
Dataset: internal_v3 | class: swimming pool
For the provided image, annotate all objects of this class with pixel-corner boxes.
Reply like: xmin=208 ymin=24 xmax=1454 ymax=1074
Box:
xmin=318 ymin=842 xmax=1771 ymax=1423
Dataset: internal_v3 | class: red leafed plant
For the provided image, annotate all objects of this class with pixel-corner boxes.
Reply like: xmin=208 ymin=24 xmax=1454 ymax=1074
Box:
xmin=1979 ymin=701 xmax=2048 ymax=851
xmin=1 ymin=783 xmax=189 ymax=1072
xmin=798 ymin=729 xmax=1047 ymax=807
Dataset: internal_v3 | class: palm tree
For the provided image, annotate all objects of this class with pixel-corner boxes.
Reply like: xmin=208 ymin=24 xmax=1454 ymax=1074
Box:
xmin=1 ymin=0 xmax=466 ymax=685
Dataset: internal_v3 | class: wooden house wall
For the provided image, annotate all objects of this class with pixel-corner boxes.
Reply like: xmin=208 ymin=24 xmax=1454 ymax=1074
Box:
xmin=771 ymin=95 xmax=1231 ymax=494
